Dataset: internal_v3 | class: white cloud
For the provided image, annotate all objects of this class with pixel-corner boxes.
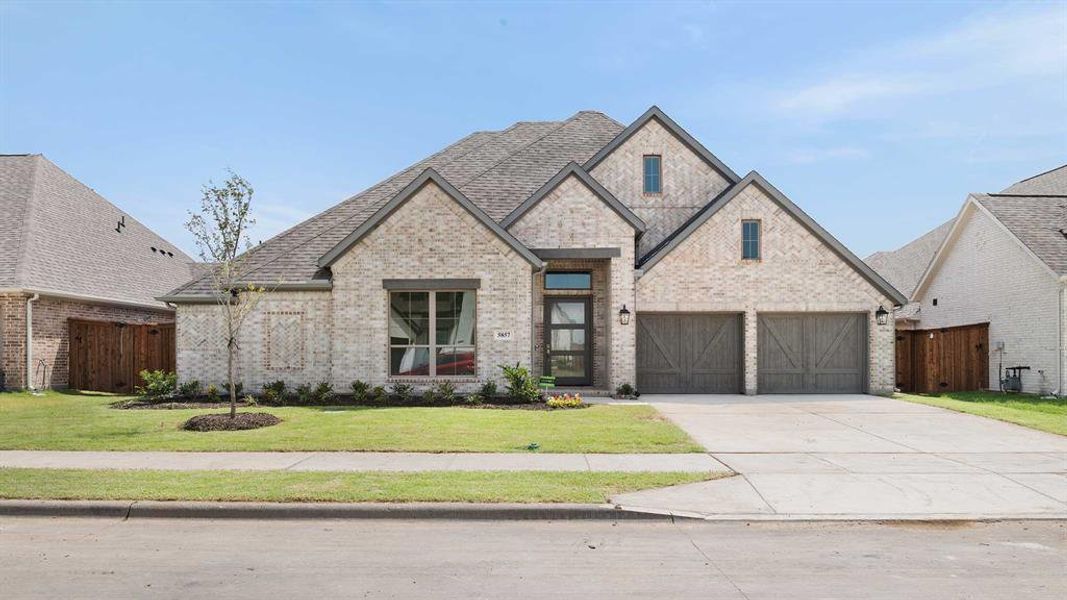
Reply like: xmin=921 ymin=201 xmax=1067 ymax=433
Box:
xmin=786 ymin=146 xmax=871 ymax=165
xmin=775 ymin=4 xmax=1067 ymax=117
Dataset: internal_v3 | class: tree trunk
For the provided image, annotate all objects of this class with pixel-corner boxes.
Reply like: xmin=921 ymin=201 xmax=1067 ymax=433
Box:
xmin=228 ymin=336 xmax=237 ymax=419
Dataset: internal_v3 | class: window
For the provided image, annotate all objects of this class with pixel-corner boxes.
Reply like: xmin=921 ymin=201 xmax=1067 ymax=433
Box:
xmin=389 ymin=291 xmax=475 ymax=377
xmin=643 ymin=155 xmax=662 ymax=194
xmin=545 ymin=272 xmax=591 ymax=290
xmin=742 ymin=220 xmax=761 ymax=260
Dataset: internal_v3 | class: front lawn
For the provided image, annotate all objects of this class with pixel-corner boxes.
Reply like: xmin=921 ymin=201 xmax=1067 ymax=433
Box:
xmin=0 ymin=391 xmax=701 ymax=453
xmin=0 ymin=468 xmax=715 ymax=503
xmin=896 ymin=391 xmax=1067 ymax=436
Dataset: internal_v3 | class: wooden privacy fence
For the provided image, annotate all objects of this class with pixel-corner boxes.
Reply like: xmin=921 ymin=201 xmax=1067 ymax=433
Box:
xmin=68 ymin=319 xmax=175 ymax=393
xmin=896 ymin=322 xmax=988 ymax=394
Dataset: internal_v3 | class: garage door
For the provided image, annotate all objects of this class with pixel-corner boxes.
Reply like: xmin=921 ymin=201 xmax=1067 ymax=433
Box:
xmin=637 ymin=313 xmax=742 ymax=393
xmin=757 ymin=313 xmax=867 ymax=393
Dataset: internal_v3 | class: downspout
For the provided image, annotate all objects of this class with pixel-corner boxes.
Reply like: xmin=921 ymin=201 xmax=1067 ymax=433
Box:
xmin=1060 ymin=277 xmax=1066 ymax=397
xmin=25 ymin=293 xmax=39 ymax=391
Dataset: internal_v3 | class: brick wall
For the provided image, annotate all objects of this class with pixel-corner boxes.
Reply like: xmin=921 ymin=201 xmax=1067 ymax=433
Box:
xmin=0 ymin=291 xmax=173 ymax=389
xmin=636 ymin=182 xmax=896 ymax=394
xmin=589 ymin=118 xmax=732 ymax=256
xmin=507 ymin=173 xmax=638 ymax=389
xmin=914 ymin=203 xmax=1062 ymax=394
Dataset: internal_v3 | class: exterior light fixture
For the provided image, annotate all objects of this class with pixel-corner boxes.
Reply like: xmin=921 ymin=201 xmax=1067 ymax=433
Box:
xmin=875 ymin=305 xmax=890 ymax=326
xmin=619 ymin=305 xmax=631 ymax=325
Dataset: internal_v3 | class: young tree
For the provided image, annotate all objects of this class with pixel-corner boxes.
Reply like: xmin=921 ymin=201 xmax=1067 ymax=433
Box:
xmin=186 ymin=172 xmax=265 ymax=419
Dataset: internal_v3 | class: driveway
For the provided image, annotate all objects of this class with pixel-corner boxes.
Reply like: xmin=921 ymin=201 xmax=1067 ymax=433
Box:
xmin=612 ymin=394 xmax=1067 ymax=519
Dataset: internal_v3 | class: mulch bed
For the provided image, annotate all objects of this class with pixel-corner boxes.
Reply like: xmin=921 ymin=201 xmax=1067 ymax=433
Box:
xmin=181 ymin=413 xmax=281 ymax=431
xmin=112 ymin=399 xmax=256 ymax=410
xmin=463 ymin=403 xmax=588 ymax=411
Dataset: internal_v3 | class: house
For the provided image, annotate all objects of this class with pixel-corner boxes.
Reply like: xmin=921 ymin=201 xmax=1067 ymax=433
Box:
xmin=162 ymin=107 xmax=905 ymax=395
xmin=867 ymin=165 xmax=1067 ymax=395
xmin=0 ymin=154 xmax=197 ymax=391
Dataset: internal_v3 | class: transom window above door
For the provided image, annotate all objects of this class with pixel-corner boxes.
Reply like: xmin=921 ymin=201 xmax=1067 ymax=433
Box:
xmin=389 ymin=290 xmax=476 ymax=377
xmin=544 ymin=272 xmax=591 ymax=290
xmin=643 ymin=155 xmax=662 ymax=194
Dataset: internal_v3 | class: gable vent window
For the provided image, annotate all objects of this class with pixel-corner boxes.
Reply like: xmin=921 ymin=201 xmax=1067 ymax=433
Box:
xmin=643 ymin=155 xmax=662 ymax=194
xmin=742 ymin=220 xmax=761 ymax=260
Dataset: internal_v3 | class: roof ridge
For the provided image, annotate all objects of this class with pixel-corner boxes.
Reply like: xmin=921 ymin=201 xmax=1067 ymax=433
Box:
xmin=1011 ymin=163 xmax=1067 ymax=185
xmin=11 ymin=154 xmax=42 ymax=286
xmin=985 ymin=193 xmax=1067 ymax=198
xmin=452 ymin=117 xmax=577 ymax=190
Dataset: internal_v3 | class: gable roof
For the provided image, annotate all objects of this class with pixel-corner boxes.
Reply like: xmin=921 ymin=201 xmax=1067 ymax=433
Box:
xmin=318 ymin=168 xmax=542 ymax=269
xmin=500 ymin=161 xmax=646 ymax=231
xmin=0 ymin=154 xmax=197 ymax=308
xmin=169 ymin=111 xmax=623 ymax=295
xmin=864 ymin=218 xmax=955 ymax=297
xmin=974 ymin=193 xmax=1067 ymax=275
xmin=1000 ymin=163 xmax=1067 ymax=195
xmin=638 ymin=171 xmax=907 ymax=305
xmin=582 ymin=105 xmax=742 ymax=183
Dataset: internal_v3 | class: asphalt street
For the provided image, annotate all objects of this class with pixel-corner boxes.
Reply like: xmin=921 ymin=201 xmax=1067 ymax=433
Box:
xmin=1 ymin=517 xmax=1064 ymax=599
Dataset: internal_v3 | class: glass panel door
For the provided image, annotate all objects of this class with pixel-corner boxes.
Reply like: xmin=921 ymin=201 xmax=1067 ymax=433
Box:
xmin=544 ymin=298 xmax=592 ymax=385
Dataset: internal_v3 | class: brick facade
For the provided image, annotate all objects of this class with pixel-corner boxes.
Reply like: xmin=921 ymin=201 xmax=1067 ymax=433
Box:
xmin=636 ymin=182 xmax=897 ymax=394
xmin=590 ymin=118 xmax=732 ymax=256
xmin=0 ymin=291 xmax=172 ymax=389
xmin=914 ymin=203 xmax=1063 ymax=395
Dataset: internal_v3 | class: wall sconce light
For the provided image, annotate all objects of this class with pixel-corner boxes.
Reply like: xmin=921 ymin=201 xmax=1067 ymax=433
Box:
xmin=875 ymin=305 xmax=889 ymax=326
xmin=618 ymin=304 xmax=631 ymax=325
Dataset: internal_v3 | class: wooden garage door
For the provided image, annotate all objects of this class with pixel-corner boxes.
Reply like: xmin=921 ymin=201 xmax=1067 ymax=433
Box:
xmin=758 ymin=313 xmax=867 ymax=394
xmin=637 ymin=313 xmax=742 ymax=393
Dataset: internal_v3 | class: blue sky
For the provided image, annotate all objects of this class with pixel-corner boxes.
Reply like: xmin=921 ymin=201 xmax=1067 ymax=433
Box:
xmin=2 ymin=1 xmax=1065 ymax=259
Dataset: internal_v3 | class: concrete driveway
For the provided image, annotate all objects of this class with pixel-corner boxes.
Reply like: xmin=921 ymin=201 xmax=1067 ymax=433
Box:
xmin=612 ymin=394 xmax=1067 ymax=519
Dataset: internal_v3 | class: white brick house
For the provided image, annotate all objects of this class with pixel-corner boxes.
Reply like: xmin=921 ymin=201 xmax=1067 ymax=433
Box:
xmin=868 ymin=165 xmax=1067 ymax=395
xmin=163 ymin=107 xmax=905 ymax=395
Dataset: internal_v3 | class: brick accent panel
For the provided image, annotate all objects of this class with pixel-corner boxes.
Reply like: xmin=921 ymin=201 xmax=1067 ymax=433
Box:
xmin=507 ymin=173 xmax=637 ymax=389
xmin=589 ymin=118 xmax=732 ymax=256
xmin=0 ymin=291 xmax=172 ymax=389
xmin=914 ymin=204 xmax=1062 ymax=394
xmin=636 ymin=182 xmax=896 ymax=394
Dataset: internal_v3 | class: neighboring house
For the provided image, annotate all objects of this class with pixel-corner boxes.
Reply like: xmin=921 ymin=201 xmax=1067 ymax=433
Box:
xmin=0 ymin=154 xmax=197 ymax=390
xmin=867 ymin=165 xmax=1067 ymax=395
xmin=163 ymin=107 xmax=904 ymax=395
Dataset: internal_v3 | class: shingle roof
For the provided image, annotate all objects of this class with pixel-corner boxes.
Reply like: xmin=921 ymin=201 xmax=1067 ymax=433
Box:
xmin=975 ymin=193 xmax=1067 ymax=275
xmin=1000 ymin=164 xmax=1067 ymax=195
xmin=865 ymin=218 xmax=955 ymax=297
xmin=0 ymin=154 xmax=197 ymax=308
xmin=170 ymin=111 xmax=625 ymax=295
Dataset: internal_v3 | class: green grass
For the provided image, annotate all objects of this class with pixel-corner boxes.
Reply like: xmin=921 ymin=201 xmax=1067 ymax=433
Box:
xmin=896 ymin=391 xmax=1067 ymax=436
xmin=0 ymin=391 xmax=701 ymax=453
xmin=0 ymin=468 xmax=715 ymax=503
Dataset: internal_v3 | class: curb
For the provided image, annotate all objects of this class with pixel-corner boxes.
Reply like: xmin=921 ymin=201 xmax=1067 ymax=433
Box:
xmin=0 ymin=500 xmax=693 ymax=521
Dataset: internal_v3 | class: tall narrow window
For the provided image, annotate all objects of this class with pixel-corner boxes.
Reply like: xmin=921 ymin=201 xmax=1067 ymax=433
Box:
xmin=389 ymin=291 xmax=476 ymax=377
xmin=643 ymin=155 xmax=662 ymax=194
xmin=742 ymin=220 xmax=761 ymax=260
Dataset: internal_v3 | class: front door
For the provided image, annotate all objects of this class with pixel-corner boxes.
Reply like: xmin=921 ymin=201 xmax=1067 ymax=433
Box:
xmin=544 ymin=297 xmax=592 ymax=385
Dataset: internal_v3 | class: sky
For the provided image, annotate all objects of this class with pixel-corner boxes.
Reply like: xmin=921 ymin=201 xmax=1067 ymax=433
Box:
xmin=2 ymin=1 xmax=1065 ymax=260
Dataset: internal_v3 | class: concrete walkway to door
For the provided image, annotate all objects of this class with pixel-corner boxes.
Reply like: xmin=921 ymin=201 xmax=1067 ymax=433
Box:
xmin=608 ymin=394 xmax=1067 ymax=520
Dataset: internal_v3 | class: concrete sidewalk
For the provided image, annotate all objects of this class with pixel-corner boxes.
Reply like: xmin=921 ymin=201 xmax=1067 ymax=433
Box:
xmin=0 ymin=450 xmax=727 ymax=473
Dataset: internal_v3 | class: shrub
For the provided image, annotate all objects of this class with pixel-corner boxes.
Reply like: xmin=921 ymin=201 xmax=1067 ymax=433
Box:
xmin=431 ymin=381 xmax=457 ymax=404
xmin=242 ymin=394 xmax=258 ymax=407
xmin=314 ymin=381 xmax=334 ymax=403
xmin=499 ymin=363 xmax=541 ymax=404
xmin=615 ymin=382 xmax=638 ymax=398
xmin=137 ymin=370 xmax=177 ymax=400
xmin=369 ymin=386 xmax=387 ymax=405
xmin=351 ymin=380 xmax=370 ymax=403
xmin=464 ymin=394 xmax=484 ymax=406
xmin=294 ymin=383 xmax=314 ymax=405
xmin=547 ymin=393 xmax=583 ymax=409
xmin=478 ymin=380 xmax=498 ymax=399
xmin=422 ymin=388 xmax=436 ymax=405
xmin=177 ymin=379 xmax=202 ymax=399
xmin=205 ymin=384 xmax=220 ymax=401
xmin=223 ymin=381 xmax=244 ymax=398
xmin=390 ymin=382 xmax=414 ymax=403
xmin=261 ymin=380 xmax=287 ymax=404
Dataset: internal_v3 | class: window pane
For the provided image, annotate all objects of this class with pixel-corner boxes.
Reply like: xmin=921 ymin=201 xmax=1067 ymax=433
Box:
xmin=435 ymin=291 xmax=475 ymax=345
xmin=544 ymin=272 xmax=590 ymax=290
xmin=550 ymin=301 xmax=586 ymax=325
xmin=550 ymin=354 xmax=586 ymax=378
xmin=389 ymin=292 xmax=429 ymax=344
xmin=390 ymin=347 xmax=430 ymax=376
xmin=551 ymin=329 xmax=586 ymax=351
xmin=436 ymin=346 xmax=475 ymax=376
